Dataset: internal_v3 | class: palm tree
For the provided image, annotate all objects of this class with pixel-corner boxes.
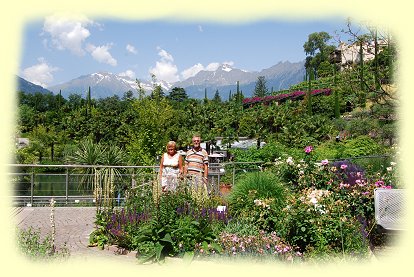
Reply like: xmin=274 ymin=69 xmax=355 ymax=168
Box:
xmin=65 ymin=139 xmax=127 ymax=210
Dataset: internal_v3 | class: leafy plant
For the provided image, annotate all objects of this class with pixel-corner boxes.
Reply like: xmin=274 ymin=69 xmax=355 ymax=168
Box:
xmin=16 ymin=227 xmax=70 ymax=261
xmin=227 ymin=171 xmax=287 ymax=232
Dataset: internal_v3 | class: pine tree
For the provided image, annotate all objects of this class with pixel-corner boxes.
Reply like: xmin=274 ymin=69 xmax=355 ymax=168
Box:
xmin=253 ymin=76 xmax=268 ymax=97
xmin=213 ymin=89 xmax=221 ymax=103
xmin=135 ymin=79 xmax=146 ymax=100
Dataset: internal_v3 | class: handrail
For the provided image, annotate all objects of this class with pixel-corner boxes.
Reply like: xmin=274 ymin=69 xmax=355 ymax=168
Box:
xmin=7 ymin=164 xmax=156 ymax=169
xmin=7 ymin=162 xmax=266 ymax=207
xmin=7 ymin=161 xmax=264 ymax=168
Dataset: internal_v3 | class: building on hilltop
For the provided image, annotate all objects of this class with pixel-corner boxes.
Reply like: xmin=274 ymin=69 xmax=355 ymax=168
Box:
xmin=335 ymin=39 xmax=388 ymax=70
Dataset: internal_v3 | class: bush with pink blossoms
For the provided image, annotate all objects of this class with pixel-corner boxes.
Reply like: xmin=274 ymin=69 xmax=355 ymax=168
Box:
xmin=194 ymin=230 xmax=302 ymax=263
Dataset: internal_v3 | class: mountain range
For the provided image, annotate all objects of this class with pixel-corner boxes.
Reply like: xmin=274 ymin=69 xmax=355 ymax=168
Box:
xmin=16 ymin=76 xmax=52 ymax=94
xmin=17 ymin=60 xmax=306 ymax=99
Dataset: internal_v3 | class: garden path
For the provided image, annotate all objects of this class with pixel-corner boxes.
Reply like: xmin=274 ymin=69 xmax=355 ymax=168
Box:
xmin=12 ymin=206 xmax=138 ymax=263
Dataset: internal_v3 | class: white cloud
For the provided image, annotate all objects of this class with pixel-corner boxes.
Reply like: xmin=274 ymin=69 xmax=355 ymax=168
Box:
xmin=205 ymin=62 xmax=221 ymax=71
xmin=149 ymin=47 xmax=179 ymax=83
xmin=198 ymin=25 xmax=203 ymax=32
xmin=126 ymin=44 xmax=137 ymax=54
xmin=21 ymin=58 xmax=59 ymax=88
xmin=181 ymin=63 xmax=204 ymax=79
xmin=118 ymin=70 xmax=136 ymax=80
xmin=180 ymin=61 xmax=234 ymax=79
xmin=157 ymin=46 xmax=174 ymax=62
xmin=42 ymin=14 xmax=93 ymax=56
xmin=86 ymin=43 xmax=117 ymax=66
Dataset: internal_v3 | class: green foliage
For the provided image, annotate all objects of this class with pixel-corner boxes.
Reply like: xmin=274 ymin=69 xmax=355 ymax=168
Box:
xmin=223 ymin=217 xmax=260 ymax=237
xmin=341 ymin=135 xmax=384 ymax=157
xmin=253 ymin=76 xmax=269 ymax=97
xmin=16 ymin=227 xmax=70 ymax=261
xmin=282 ymin=189 xmax=369 ymax=257
xmin=312 ymin=136 xmax=385 ymax=160
xmin=303 ymin=31 xmax=335 ymax=77
xmin=14 ymin=22 xmax=399 ymax=263
xmin=315 ymin=142 xmax=346 ymax=161
xmin=195 ymin=230 xmax=301 ymax=262
xmin=227 ymin=171 xmax=287 ymax=232
xmin=168 ymin=87 xmax=188 ymax=102
xmin=96 ymin=180 xmax=228 ymax=263
xmin=89 ymin=211 xmax=112 ymax=249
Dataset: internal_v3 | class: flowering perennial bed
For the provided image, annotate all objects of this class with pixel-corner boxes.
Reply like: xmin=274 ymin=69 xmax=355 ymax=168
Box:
xmin=89 ymin=144 xmax=399 ymax=264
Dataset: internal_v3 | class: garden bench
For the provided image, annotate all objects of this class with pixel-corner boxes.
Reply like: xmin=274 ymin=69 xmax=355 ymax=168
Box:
xmin=374 ymin=188 xmax=405 ymax=230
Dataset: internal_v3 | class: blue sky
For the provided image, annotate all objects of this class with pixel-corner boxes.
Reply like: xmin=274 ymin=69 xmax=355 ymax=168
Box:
xmin=19 ymin=14 xmax=351 ymax=88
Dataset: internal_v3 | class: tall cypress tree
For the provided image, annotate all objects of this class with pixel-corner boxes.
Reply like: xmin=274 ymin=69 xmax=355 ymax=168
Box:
xmin=86 ymin=86 xmax=91 ymax=116
xmin=306 ymin=69 xmax=313 ymax=115
xmin=334 ymin=65 xmax=340 ymax=119
xmin=204 ymin=88 xmax=208 ymax=103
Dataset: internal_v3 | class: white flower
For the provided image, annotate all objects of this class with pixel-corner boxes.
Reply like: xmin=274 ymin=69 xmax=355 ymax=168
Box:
xmin=310 ymin=197 xmax=318 ymax=204
xmin=387 ymin=167 xmax=393 ymax=172
xmin=390 ymin=162 xmax=397 ymax=166
xmin=286 ymin=157 xmax=294 ymax=165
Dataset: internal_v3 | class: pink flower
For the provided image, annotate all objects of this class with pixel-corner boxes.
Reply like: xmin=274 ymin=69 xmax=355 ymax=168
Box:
xmin=340 ymin=164 xmax=347 ymax=170
xmin=321 ymin=159 xmax=329 ymax=165
xmin=304 ymin=145 xmax=313 ymax=154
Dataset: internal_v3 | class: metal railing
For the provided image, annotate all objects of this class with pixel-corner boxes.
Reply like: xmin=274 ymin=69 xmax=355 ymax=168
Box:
xmin=7 ymin=162 xmax=264 ymax=207
xmin=7 ymin=155 xmax=393 ymax=207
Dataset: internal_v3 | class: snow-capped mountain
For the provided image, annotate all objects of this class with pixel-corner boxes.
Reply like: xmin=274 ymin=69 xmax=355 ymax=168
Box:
xmin=48 ymin=72 xmax=161 ymax=99
xmin=16 ymin=76 xmax=52 ymax=94
xmin=175 ymin=63 xmax=254 ymax=88
xmin=177 ymin=61 xmax=306 ymax=99
xmin=20 ymin=60 xmax=306 ymax=99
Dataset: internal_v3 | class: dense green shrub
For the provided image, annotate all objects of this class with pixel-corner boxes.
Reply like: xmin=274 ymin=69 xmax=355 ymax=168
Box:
xmin=341 ymin=135 xmax=385 ymax=157
xmin=312 ymin=140 xmax=346 ymax=160
xmin=281 ymin=189 xmax=369 ymax=258
xmin=227 ymin=171 xmax=287 ymax=232
xmin=312 ymin=136 xmax=385 ymax=160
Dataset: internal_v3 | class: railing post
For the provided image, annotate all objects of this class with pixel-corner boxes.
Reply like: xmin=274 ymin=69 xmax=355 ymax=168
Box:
xmin=232 ymin=162 xmax=236 ymax=187
xmin=30 ymin=172 xmax=34 ymax=206
xmin=65 ymin=168 xmax=69 ymax=205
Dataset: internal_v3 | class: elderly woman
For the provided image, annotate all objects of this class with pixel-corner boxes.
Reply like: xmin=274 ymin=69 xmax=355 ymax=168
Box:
xmin=159 ymin=141 xmax=183 ymax=192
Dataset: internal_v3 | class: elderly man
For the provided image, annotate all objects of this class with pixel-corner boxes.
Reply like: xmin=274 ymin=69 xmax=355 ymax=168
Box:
xmin=185 ymin=134 xmax=209 ymax=197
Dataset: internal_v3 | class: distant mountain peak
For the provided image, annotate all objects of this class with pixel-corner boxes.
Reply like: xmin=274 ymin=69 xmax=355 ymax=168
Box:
xmin=16 ymin=76 xmax=52 ymax=94
xmin=22 ymin=60 xmax=305 ymax=99
xmin=219 ymin=63 xmax=233 ymax=72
